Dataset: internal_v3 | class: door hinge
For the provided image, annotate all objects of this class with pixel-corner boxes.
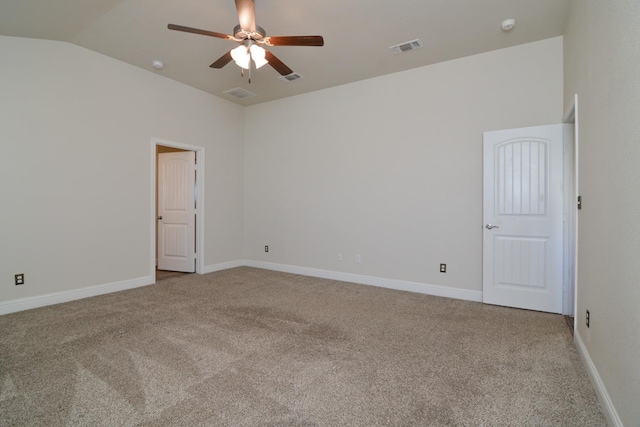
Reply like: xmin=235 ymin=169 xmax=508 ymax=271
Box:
xmin=577 ymin=195 xmax=582 ymax=210
xmin=194 ymin=164 xmax=198 ymax=170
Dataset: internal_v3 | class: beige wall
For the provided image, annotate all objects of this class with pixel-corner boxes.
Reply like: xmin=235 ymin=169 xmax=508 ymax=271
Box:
xmin=3 ymin=18 xmax=633 ymax=422
xmin=0 ymin=36 xmax=244 ymax=303
xmin=564 ymin=1 xmax=640 ymax=425
xmin=244 ymin=37 xmax=563 ymax=291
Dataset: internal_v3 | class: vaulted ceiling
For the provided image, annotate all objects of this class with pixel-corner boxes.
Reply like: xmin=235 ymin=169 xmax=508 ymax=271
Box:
xmin=0 ymin=0 xmax=570 ymax=105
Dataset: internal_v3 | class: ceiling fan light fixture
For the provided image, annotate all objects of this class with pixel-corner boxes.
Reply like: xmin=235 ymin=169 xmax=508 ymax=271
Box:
xmin=250 ymin=44 xmax=268 ymax=69
xmin=168 ymin=0 xmax=324 ymax=79
xmin=231 ymin=45 xmax=250 ymax=69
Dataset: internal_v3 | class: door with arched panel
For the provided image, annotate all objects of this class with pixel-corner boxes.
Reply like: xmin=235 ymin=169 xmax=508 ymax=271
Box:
xmin=483 ymin=125 xmax=567 ymax=313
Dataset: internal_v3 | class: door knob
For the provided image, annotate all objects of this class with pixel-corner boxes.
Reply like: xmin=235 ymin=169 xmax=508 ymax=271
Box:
xmin=157 ymin=216 xmax=163 ymax=220
xmin=485 ymin=224 xmax=499 ymax=229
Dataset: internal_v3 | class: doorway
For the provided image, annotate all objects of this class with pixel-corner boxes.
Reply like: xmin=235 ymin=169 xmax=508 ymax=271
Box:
xmin=151 ymin=139 xmax=205 ymax=281
xmin=482 ymin=118 xmax=577 ymax=317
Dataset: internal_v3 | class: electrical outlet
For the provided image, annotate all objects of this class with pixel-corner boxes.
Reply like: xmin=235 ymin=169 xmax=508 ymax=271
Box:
xmin=15 ymin=274 xmax=24 ymax=286
xmin=355 ymin=254 xmax=362 ymax=263
xmin=440 ymin=264 xmax=446 ymax=273
xmin=586 ymin=310 xmax=590 ymax=328
xmin=337 ymin=253 xmax=343 ymax=261
xmin=264 ymin=245 xmax=269 ymax=253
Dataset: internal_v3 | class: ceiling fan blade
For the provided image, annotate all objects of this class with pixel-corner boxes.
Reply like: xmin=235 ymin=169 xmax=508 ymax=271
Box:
xmin=210 ymin=51 xmax=233 ymax=69
xmin=265 ymin=50 xmax=293 ymax=76
xmin=264 ymin=36 xmax=324 ymax=47
xmin=235 ymin=0 xmax=256 ymax=32
xmin=168 ymin=24 xmax=234 ymax=40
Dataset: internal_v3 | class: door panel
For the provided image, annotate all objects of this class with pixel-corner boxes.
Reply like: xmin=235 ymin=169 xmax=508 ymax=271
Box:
xmin=483 ymin=125 xmax=566 ymax=313
xmin=157 ymin=151 xmax=195 ymax=273
xmin=496 ymin=139 xmax=547 ymax=215
xmin=494 ymin=236 xmax=546 ymax=288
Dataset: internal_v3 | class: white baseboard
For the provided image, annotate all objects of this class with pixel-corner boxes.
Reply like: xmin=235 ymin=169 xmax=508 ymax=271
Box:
xmin=575 ymin=330 xmax=622 ymax=427
xmin=1 ymin=260 xmax=482 ymax=315
xmin=202 ymin=260 xmax=245 ymax=274
xmin=244 ymin=260 xmax=483 ymax=303
xmin=0 ymin=276 xmax=154 ymax=316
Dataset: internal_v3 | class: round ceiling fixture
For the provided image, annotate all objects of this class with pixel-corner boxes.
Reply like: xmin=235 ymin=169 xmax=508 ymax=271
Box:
xmin=152 ymin=60 xmax=164 ymax=70
xmin=501 ymin=19 xmax=516 ymax=31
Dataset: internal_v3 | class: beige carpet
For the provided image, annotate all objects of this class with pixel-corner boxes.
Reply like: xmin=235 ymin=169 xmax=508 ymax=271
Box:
xmin=0 ymin=267 xmax=605 ymax=426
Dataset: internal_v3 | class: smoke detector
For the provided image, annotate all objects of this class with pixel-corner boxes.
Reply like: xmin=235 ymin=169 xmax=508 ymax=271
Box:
xmin=152 ymin=60 xmax=164 ymax=70
xmin=501 ymin=19 xmax=516 ymax=31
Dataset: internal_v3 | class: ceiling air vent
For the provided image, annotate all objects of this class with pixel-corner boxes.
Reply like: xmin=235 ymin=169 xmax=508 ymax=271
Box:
xmin=223 ymin=87 xmax=256 ymax=99
xmin=278 ymin=72 xmax=303 ymax=83
xmin=390 ymin=39 xmax=423 ymax=55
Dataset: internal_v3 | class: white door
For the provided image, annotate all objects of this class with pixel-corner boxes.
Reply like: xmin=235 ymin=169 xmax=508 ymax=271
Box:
xmin=483 ymin=125 xmax=566 ymax=313
xmin=157 ymin=151 xmax=196 ymax=272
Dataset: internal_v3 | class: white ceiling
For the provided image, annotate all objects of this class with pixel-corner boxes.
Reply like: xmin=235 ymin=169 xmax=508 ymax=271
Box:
xmin=0 ymin=0 xmax=570 ymax=106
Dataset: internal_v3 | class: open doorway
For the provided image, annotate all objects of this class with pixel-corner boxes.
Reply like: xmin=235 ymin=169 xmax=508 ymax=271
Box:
xmin=151 ymin=139 xmax=205 ymax=283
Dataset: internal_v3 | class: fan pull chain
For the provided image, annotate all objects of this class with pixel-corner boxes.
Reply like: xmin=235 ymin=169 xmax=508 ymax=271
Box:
xmin=238 ymin=55 xmax=252 ymax=83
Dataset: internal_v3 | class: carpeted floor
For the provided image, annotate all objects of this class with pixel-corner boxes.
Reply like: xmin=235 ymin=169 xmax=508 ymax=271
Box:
xmin=0 ymin=267 xmax=605 ymax=426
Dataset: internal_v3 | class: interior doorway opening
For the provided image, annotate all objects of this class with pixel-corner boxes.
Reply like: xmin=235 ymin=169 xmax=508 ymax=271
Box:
xmin=481 ymin=112 xmax=578 ymax=320
xmin=151 ymin=139 xmax=205 ymax=283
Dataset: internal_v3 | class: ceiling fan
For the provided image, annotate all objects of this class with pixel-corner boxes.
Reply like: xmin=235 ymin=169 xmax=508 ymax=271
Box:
xmin=168 ymin=0 xmax=324 ymax=82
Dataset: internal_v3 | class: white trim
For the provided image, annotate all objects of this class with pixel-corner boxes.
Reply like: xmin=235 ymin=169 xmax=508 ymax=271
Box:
xmin=151 ymin=138 xmax=206 ymax=278
xmin=202 ymin=260 xmax=245 ymax=274
xmin=1 ymin=260 xmax=482 ymax=315
xmin=244 ymin=260 xmax=483 ymax=302
xmin=561 ymin=123 xmax=576 ymax=316
xmin=0 ymin=276 xmax=153 ymax=316
xmin=562 ymin=94 xmax=580 ymax=325
xmin=573 ymin=94 xmax=580 ymax=328
xmin=575 ymin=330 xmax=623 ymax=427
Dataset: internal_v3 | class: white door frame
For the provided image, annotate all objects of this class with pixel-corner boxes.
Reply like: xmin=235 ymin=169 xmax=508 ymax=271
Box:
xmin=563 ymin=94 xmax=580 ymax=321
xmin=150 ymin=138 xmax=205 ymax=279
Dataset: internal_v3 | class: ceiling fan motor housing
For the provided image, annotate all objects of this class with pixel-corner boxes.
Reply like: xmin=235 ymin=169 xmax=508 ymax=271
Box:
xmin=234 ymin=24 xmax=266 ymax=40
